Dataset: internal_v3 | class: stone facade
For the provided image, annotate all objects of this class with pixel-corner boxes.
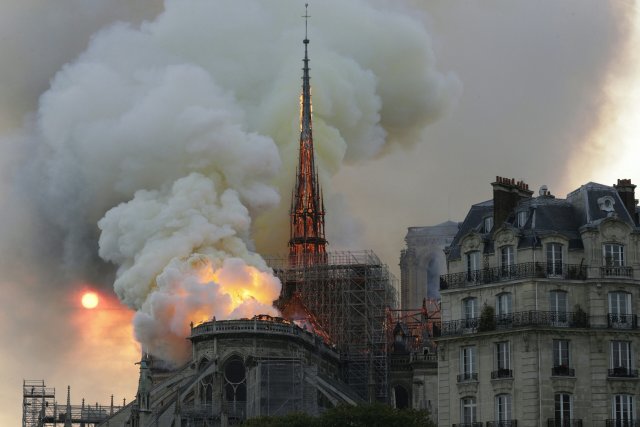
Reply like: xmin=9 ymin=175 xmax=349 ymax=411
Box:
xmin=400 ymin=221 xmax=459 ymax=308
xmin=437 ymin=179 xmax=640 ymax=427
xmin=101 ymin=317 xmax=361 ymax=427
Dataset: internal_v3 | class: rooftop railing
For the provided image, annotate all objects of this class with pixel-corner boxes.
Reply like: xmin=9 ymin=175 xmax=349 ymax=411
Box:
xmin=440 ymin=263 xmax=587 ymax=290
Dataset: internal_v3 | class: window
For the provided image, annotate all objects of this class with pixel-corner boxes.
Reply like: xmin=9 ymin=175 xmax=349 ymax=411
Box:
xmin=461 ymin=397 xmax=477 ymax=424
xmin=517 ymin=211 xmax=528 ymax=228
xmin=613 ymin=395 xmax=635 ymax=424
xmin=467 ymin=251 xmax=481 ymax=282
xmin=484 ymin=216 xmax=494 ymax=233
xmin=609 ymin=292 xmax=633 ymax=328
xmin=496 ymin=293 xmax=512 ymax=326
xmin=495 ymin=394 xmax=512 ymax=422
xmin=546 ymin=243 xmax=563 ymax=276
xmin=604 ymin=244 xmax=625 ymax=266
xmin=611 ymin=341 xmax=632 ymax=376
xmin=496 ymin=293 xmax=512 ymax=316
xmin=549 ymin=291 xmax=568 ymax=325
xmin=460 ymin=346 xmax=477 ymax=381
xmin=493 ymin=342 xmax=511 ymax=379
xmin=501 ymin=246 xmax=515 ymax=276
xmin=223 ymin=356 xmax=247 ymax=413
xmin=555 ymin=393 xmax=573 ymax=426
xmin=553 ymin=340 xmax=572 ymax=376
xmin=463 ymin=298 xmax=478 ymax=329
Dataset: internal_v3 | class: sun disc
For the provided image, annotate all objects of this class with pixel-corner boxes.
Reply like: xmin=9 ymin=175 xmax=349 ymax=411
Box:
xmin=81 ymin=292 xmax=99 ymax=309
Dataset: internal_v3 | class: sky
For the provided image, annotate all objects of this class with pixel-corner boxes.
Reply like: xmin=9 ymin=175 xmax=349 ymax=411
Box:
xmin=1 ymin=0 xmax=639 ymax=425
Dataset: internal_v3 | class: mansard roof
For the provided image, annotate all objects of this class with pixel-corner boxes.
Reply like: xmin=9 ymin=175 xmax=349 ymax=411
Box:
xmin=446 ymin=181 xmax=638 ymax=261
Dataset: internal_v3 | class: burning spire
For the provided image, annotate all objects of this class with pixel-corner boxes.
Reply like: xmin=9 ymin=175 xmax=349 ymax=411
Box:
xmin=289 ymin=4 xmax=327 ymax=267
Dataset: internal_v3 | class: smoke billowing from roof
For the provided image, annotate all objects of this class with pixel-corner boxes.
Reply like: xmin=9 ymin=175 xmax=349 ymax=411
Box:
xmin=1 ymin=0 xmax=458 ymax=363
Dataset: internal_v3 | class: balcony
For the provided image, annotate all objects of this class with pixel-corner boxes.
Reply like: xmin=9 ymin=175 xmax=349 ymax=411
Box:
xmin=453 ymin=424 xmax=483 ymax=427
xmin=457 ymin=372 xmax=478 ymax=382
xmin=547 ymin=420 xmax=582 ymax=427
xmin=608 ymin=314 xmax=638 ymax=329
xmin=551 ymin=366 xmax=575 ymax=377
xmin=601 ymin=266 xmax=633 ymax=278
xmin=605 ymin=420 xmax=639 ymax=427
xmin=487 ymin=422 xmax=517 ymax=427
xmin=440 ymin=262 xmax=587 ymax=290
xmin=491 ymin=369 xmax=513 ymax=379
xmin=608 ymin=367 xmax=639 ymax=378
xmin=441 ymin=310 xmax=589 ymax=337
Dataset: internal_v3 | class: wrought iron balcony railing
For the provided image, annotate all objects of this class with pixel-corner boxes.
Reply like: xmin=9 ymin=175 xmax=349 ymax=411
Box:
xmin=457 ymin=372 xmax=478 ymax=382
xmin=551 ymin=366 xmax=575 ymax=376
xmin=605 ymin=420 xmax=639 ymax=427
xmin=441 ymin=310 xmax=589 ymax=336
xmin=547 ymin=419 xmax=582 ymax=427
xmin=440 ymin=262 xmax=587 ymax=290
xmin=608 ymin=314 xmax=638 ymax=329
xmin=491 ymin=369 xmax=513 ymax=379
xmin=453 ymin=423 xmax=483 ymax=427
xmin=601 ymin=266 xmax=634 ymax=278
xmin=608 ymin=367 xmax=639 ymax=378
xmin=487 ymin=421 xmax=517 ymax=427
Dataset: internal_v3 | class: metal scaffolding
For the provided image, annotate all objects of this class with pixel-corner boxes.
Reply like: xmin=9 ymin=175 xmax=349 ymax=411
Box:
xmin=267 ymin=250 xmax=398 ymax=402
xmin=22 ymin=380 xmax=122 ymax=427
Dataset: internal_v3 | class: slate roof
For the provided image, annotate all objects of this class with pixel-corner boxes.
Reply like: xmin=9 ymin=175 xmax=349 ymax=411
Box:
xmin=446 ymin=182 xmax=639 ymax=262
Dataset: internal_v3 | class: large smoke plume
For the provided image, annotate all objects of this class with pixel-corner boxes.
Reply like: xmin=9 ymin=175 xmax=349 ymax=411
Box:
xmin=5 ymin=0 xmax=458 ymax=363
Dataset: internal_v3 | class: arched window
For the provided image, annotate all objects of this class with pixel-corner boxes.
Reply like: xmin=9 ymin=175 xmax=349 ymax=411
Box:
xmin=223 ymin=356 xmax=246 ymax=417
xmin=460 ymin=396 xmax=477 ymax=424
xmin=613 ymin=394 xmax=635 ymax=424
xmin=199 ymin=374 xmax=214 ymax=404
xmin=495 ymin=393 xmax=512 ymax=422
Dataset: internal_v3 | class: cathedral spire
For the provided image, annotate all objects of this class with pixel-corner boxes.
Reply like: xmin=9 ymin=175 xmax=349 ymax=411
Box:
xmin=289 ymin=4 xmax=327 ymax=267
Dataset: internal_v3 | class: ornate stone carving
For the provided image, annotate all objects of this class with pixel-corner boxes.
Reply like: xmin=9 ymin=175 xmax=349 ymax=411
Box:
xmin=462 ymin=234 xmax=481 ymax=252
xmin=601 ymin=221 xmax=628 ymax=242
xmin=495 ymin=230 xmax=515 ymax=247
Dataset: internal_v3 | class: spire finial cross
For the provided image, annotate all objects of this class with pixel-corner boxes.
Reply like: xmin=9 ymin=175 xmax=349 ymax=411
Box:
xmin=303 ymin=3 xmax=310 ymax=40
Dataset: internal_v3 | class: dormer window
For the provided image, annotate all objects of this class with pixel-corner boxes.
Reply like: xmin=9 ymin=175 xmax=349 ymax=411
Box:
xmin=517 ymin=211 xmax=528 ymax=228
xmin=484 ymin=216 xmax=494 ymax=233
xmin=598 ymin=196 xmax=616 ymax=212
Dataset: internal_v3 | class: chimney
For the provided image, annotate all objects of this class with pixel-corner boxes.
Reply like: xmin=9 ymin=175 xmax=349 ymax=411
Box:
xmin=491 ymin=176 xmax=533 ymax=228
xmin=614 ymin=179 xmax=638 ymax=224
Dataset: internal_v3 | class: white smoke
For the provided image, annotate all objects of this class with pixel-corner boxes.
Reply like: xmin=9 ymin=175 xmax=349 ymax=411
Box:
xmin=10 ymin=0 xmax=459 ymax=362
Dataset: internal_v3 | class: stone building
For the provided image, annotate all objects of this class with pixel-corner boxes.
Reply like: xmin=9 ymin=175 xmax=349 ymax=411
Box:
xmin=437 ymin=177 xmax=640 ymax=427
xmin=101 ymin=317 xmax=361 ymax=426
xmin=400 ymin=221 xmax=459 ymax=308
